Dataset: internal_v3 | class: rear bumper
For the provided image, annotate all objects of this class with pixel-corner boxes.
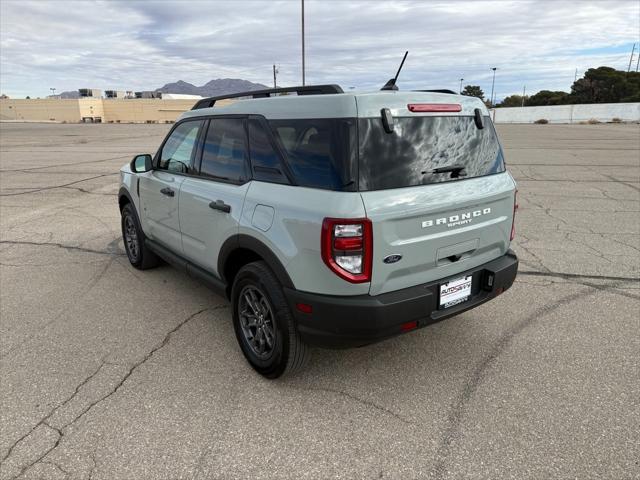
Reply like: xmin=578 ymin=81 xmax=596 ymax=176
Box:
xmin=284 ymin=250 xmax=518 ymax=348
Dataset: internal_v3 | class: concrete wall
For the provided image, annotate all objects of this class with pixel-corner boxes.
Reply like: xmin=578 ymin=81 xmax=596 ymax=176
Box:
xmin=0 ymin=98 xmax=201 ymax=123
xmin=102 ymin=99 xmax=198 ymax=123
xmin=0 ymin=99 xmax=82 ymax=122
xmin=491 ymin=102 xmax=640 ymax=124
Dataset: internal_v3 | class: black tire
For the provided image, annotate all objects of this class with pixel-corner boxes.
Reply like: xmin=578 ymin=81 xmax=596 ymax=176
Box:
xmin=121 ymin=203 xmax=159 ymax=270
xmin=231 ymin=261 xmax=308 ymax=378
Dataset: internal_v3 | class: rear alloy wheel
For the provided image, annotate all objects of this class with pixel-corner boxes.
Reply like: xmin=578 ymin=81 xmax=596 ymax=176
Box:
xmin=231 ymin=261 xmax=308 ymax=378
xmin=238 ymin=285 xmax=277 ymax=359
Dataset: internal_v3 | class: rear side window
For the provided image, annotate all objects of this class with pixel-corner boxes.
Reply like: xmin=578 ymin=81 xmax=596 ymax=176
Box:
xmin=358 ymin=116 xmax=505 ymax=191
xmin=200 ymin=118 xmax=249 ymax=182
xmin=158 ymin=120 xmax=203 ymax=173
xmin=268 ymin=118 xmax=357 ymax=191
xmin=247 ymin=119 xmax=289 ymax=184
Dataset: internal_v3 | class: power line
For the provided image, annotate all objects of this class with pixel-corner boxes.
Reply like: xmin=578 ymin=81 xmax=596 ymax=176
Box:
xmin=628 ymin=43 xmax=636 ymax=73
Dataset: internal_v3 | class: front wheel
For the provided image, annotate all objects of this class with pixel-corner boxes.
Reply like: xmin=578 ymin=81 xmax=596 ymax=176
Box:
xmin=231 ymin=261 xmax=308 ymax=378
xmin=121 ymin=203 xmax=159 ymax=270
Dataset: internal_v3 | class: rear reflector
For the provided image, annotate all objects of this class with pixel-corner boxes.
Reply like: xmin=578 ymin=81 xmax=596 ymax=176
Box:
xmin=408 ymin=103 xmax=462 ymax=112
xmin=296 ymin=303 xmax=313 ymax=314
xmin=401 ymin=320 xmax=418 ymax=332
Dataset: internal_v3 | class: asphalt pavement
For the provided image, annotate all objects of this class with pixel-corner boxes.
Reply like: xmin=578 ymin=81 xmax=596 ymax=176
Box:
xmin=1 ymin=122 xmax=638 ymax=479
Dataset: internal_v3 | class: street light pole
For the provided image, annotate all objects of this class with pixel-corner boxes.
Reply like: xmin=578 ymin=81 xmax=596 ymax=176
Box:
xmin=273 ymin=64 xmax=278 ymax=88
xmin=459 ymin=78 xmax=464 ymax=94
xmin=628 ymin=43 xmax=636 ymax=73
xmin=301 ymin=0 xmax=305 ymax=86
xmin=490 ymin=67 xmax=497 ymax=105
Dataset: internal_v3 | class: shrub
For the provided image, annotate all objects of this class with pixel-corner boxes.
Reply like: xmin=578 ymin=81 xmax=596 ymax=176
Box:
xmin=587 ymin=118 xmax=601 ymax=124
xmin=611 ymin=117 xmax=622 ymax=123
xmin=534 ymin=119 xmax=549 ymax=124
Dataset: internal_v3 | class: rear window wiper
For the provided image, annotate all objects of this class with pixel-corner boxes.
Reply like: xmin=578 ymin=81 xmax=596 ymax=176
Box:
xmin=422 ymin=164 xmax=467 ymax=177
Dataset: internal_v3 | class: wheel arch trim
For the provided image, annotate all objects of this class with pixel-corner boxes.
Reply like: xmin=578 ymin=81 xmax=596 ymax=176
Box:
xmin=118 ymin=187 xmax=135 ymax=211
xmin=218 ymin=234 xmax=295 ymax=290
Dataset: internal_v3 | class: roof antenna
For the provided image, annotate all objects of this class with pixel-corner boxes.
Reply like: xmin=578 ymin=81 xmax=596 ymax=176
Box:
xmin=381 ymin=51 xmax=408 ymax=91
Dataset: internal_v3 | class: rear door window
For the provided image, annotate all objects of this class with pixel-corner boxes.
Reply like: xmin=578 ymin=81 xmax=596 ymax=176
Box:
xmin=247 ymin=119 xmax=289 ymax=184
xmin=358 ymin=116 xmax=505 ymax=191
xmin=200 ymin=118 xmax=249 ymax=182
xmin=268 ymin=118 xmax=357 ymax=191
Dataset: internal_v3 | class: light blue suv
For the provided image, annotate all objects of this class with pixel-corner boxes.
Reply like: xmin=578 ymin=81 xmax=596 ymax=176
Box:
xmin=119 ymin=84 xmax=518 ymax=378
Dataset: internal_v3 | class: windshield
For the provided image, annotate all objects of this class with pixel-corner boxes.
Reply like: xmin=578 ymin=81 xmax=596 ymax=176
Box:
xmin=358 ymin=116 xmax=505 ymax=191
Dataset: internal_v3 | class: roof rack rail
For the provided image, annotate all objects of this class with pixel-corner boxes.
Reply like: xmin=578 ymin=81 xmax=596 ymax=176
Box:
xmin=191 ymin=84 xmax=344 ymax=110
xmin=413 ymin=89 xmax=457 ymax=95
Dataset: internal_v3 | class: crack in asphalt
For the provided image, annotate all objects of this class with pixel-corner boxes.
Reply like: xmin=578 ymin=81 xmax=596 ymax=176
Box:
xmin=0 ymin=362 xmax=106 ymax=465
xmin=292 ymin=386 xmax=412 ymax=426
xmin=41 ymin=460 xmax=70 ymax=479
xmin=431 ymin=281 xmax=626 ymax=480
xmin=3 ymin=307 xmax=223 ymax=479
xmin=602 ymin=173 xmax=640 ymax=193
xmin=0 ymin=173 xmax=118 ymax=197
xmin=0 ymin=256 xmax=117 ymax=362
xmin=87 ymin=444 xmax=99 ymax=480
xmin=519 ymin=269 xmax=638 ymax=283
xmin=61 ymin=185 xmax=117 ymax=196
xmin=0 ymin=239 xmax=124 ymax=257
xmin=0 ymin=157 xmax=125 ymax=173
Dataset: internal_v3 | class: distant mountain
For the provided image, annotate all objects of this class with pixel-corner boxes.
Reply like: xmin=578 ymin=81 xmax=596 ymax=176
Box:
xmin=49 ymin=78 xmax=268 ymax=100
xmin=155 ymin=78 xmax=268 ymax=97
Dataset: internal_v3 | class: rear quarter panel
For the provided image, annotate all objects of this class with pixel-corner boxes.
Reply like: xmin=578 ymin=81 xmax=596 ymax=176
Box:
xmin=241 ymin=182 xmax=369 ymax=295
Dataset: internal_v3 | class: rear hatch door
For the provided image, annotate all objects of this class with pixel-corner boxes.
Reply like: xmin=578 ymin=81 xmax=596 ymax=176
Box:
xmin=355 ymin=94 xmax=516 ymax=295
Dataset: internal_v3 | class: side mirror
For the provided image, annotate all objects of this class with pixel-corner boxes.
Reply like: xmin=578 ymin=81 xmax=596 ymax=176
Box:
xmin=130 ymin=154 xmax=152 ymax=173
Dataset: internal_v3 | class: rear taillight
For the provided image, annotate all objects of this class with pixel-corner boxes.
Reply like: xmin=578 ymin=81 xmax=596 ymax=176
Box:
xmin=321 ymin=218 xmax=372 ymax=283
xmin=510 ymin=190 xmax=518 ymax=241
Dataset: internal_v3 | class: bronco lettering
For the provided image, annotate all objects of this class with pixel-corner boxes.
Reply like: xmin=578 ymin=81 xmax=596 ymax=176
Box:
xmin=422 ymin=207 xmax=491 ymax=229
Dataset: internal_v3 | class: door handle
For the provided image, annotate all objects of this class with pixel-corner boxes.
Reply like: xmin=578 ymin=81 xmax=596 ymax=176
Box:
xmin=209 ymin=200 xmax=231 ymax=213
xmin=160 ymin=187 xmax=175 ymax=197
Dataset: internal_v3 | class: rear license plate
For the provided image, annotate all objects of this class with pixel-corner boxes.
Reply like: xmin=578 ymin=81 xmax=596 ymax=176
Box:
xmin=439 ymin=275 xmax=472 ymax=308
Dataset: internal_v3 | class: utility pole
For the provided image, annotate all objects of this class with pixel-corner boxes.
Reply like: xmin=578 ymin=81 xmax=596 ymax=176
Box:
xmin=490 ymin=67 xmax=497 ymax=105
xmin=301 ymin=0 xmax=305 ymax=86
xmin=574 ymin=68 xmax=578 ymax=82
xmin=522 ymin=85 xmax=526 ymax=107
xmin=628 ymin=43 xmax=636 ymax=73
xmin=273 ymin=64 xmax=278 ymax=88
xmin=459 ymin=78 xmax=464 ymax=94
xmin=49 ymin=87 xmax=56 ymax=98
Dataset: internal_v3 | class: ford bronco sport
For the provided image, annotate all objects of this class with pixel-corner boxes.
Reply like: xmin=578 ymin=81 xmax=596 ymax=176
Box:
xmin=119 ymin=84 xmax=518 ymax=378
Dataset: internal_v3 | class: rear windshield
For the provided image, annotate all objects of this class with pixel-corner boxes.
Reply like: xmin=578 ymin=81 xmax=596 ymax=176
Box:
xmin=265 ymin=116 xmax=504 ymax=191
xmin=358 ymin=116 xmax=505 ymax=191
xmin=268 ymin=119 xmax=357 ymax=191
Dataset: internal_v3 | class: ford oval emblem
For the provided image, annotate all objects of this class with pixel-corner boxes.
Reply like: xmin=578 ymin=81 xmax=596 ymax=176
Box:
xmin=383 ymin=254 xmax=402 ymax=264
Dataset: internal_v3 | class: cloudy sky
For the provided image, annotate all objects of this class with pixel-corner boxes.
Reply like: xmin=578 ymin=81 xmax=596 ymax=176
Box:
xmin=1 ymin=0 xmax=638 ymax=99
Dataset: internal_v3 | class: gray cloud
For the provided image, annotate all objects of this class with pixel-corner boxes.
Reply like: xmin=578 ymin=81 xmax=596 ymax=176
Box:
xmin=1 ymin=0 xmax=638 ymax=98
